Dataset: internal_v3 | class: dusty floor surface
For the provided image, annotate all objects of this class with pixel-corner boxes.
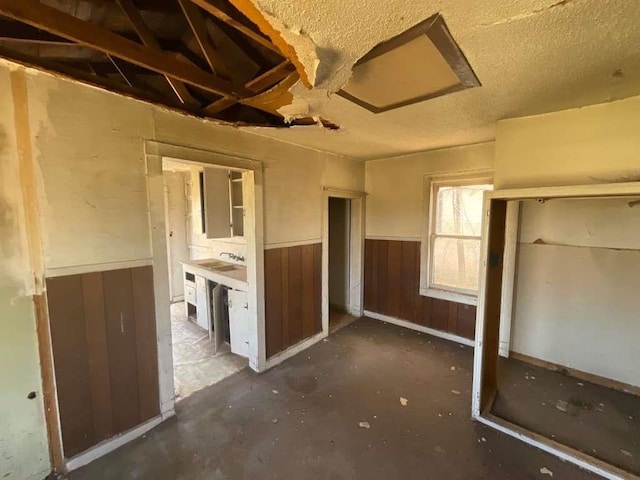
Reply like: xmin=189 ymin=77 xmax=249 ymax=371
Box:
xmin=171 ymin=302 xmax=247 ymax=400
xmin=329 ymin=308 xmax=357 ymax=334
xmin=69 ymin=318 xmax=597 ymax=480
xmin=494 ymin=356 xmax=640 ymax=476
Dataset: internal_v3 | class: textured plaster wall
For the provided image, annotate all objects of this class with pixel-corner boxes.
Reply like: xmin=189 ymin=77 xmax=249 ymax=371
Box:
xmin=512 ymin=199 xmax=640 ymax=387
xmin=0 ymin=67 xmax=50 ymax=480
xmin=494 ymin=95 xmax=640 ymax=189
xmin=0 ymin=57 xmax=364 ymax=478
xmin=364 ymin=142 xmax=494 ymax=239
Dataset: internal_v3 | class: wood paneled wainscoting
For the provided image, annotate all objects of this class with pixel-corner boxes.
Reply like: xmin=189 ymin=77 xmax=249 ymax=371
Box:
xmin=264 ymin=243 xmax=322 ymax=358
xmin=46 ymin=266 xmax=159 ymax=458
xmin=364 ymin=239 xmax=476 ymax=341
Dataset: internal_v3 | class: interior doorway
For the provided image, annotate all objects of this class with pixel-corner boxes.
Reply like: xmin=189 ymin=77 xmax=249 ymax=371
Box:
xmin=328 ymin=197 xmax=355 ymax=332
xmin=322 ymin=189 xmax=366 ymax=335
xmin=162 ymin=159 xmax=249 ymax=402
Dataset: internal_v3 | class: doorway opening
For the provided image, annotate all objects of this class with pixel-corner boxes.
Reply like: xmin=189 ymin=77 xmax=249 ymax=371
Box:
xmin=328 ymin=197 xmax=356 ymax=333
xmin=322 ymin=189 xmax=366 ymax=335
xmin=162 ymin=159 xmax=248 ymax=401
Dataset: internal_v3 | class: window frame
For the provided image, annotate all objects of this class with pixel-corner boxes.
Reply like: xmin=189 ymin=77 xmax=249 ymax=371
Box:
xmin=420 ymin=172 xmax=493 ymax=306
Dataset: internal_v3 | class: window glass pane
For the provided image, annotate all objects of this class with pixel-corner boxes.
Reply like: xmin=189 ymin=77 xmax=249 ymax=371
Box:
xmin=432 ymin=237 xmax=482 ymax=291
xmin=435 ymin=184 xmax=492 ymax=236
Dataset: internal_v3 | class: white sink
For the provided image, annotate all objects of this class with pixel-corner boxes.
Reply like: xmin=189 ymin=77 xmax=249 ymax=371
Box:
xmin=200 ymin=261 xmax=236 ymax=272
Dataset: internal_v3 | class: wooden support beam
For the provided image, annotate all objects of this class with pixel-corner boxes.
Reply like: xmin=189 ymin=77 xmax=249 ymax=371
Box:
xmin=0 ymin=45 xmax=203 ymax=116
xmin=204 ymin=97 xmax=236 ymax=115
xmin=177 ymin=0 xmax=230 ymax=80
xmin=203 ymin=60 xmax=293 ymax=115
xmin=0 ymin=0 xmax=240 ymax=98
xmin=188 ymin=0 xmax=281 ymax=54
xmin=246 ymin=60 xmax=292 ymax=93
xmin=114 ymin=0 xmax=199 ymax=106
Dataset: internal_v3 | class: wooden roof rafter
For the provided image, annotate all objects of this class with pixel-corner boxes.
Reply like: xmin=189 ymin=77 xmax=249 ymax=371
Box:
xmin=0 ymin=0 xmax=337 ymax=129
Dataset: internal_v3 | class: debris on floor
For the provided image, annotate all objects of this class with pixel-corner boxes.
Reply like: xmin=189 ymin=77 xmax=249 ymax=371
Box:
xmin=359 ymin=421 xmax=371 ymax=429
xmin=540 ymin=466 xmax=553 ymax=476
xmin=451 ymin=390 xmax=461 ymax=395
xmin=400 ymin=397 xmax=408 ymax=406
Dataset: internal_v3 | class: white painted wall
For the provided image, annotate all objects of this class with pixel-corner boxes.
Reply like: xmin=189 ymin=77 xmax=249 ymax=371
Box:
xmin=365 ymin=142 xmax=495 ymax=239
xmin=0 ymin=57 xmax=365 ymax=478
xmin=494 ymin=95 xmax=640 ymax=190
xmin=0 ymin=67 xmax=50 ymax=480
xmin=512 ymin=199 xmax=640 ymax=387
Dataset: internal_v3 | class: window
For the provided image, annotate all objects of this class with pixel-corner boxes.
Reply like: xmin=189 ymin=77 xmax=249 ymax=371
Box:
xmin=420 ymin=175 xmax=493 ymax=305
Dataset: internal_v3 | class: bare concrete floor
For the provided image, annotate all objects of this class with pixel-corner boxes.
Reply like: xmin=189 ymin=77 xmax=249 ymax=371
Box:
xmin=69 ymin=319 xmax=596 ymax=480
xmin=171 ymin=302 xmax=247 ymax=401
xmin=329 ymin=308 xmax=357 ymax=334
xmin=494 ymin=357 xmax=640 ymax=476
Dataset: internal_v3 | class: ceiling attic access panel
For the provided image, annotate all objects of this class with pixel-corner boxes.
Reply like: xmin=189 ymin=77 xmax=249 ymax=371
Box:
xmin=338 ymin=13 xmax=480 ymax=113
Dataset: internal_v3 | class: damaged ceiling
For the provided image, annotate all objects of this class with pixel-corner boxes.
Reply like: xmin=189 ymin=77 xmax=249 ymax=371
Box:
xmin=1 ymin=1 xmax=639 ymax=158
xmin=234 ymin=0 xmax=640 ymax=159
xmin=0 ymin=0 xmax=334 ymax=128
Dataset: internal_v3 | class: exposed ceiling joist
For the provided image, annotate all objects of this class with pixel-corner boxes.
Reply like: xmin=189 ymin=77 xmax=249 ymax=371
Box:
xmin=178 ymin=0 xmax=231 ymax=80
xmin=188 ymin=0 xmax=281 ymax=54
xmin=115 ymin=0 xmax=199 ymax=105
xmin=0 ymin=0 xmax=240 ymax=98
xmin=0 ymin=0 xmax=337 ymax=130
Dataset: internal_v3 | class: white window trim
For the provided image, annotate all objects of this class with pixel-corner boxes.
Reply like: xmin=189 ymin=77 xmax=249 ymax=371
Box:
xmin=420 ymin=171 xmax=493 ymax=306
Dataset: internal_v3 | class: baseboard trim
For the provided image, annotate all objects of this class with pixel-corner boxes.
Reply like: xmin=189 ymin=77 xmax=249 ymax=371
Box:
xmin=476 ymin=413 xmax=638 ymax=480
xmin=264 ymin=331 xmax=327 ymax=370
xmin=364 ymin=310 xmax=474 ymax=347
xmin=65 ymin=413 xmax=168 ymax=472
xmin=510 ymin=351 xmax=640 ymax=397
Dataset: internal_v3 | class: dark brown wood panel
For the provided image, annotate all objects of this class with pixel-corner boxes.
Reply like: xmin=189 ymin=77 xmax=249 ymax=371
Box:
xmin=47 ymin=275 xmax=95 ymax=457
xmin=364 ymin=239 xmax=477 ymax=340
xmin=81 ymin=272 xmax=114 ymax=443
xmin=300 ymin=244 xmax=316 ymax=339
xmin=386 ymin=240 xmax=402 ymax=318
xmin=265 ymin=243 xmax=322 ymax=358
xmin=264 ymin=249 xmax=283 ymax=358
xmin=287 ymin=246 xmax=303 ymax=345
xmin=103 ymin=268 xmax=140 ymax=434
xmin=313 ymin=243 xmax=322 ymax=333
xmin=131 ymin=266 xmax=160 ymax=423
xmin=46 ymin=265 xmax=159 ymax=458
xmin=480 ymin=200 xmax=507 ymax=409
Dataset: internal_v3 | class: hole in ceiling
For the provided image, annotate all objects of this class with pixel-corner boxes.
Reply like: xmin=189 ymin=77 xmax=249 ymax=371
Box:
xmin=338 ymin=13 xmax=480 ymax=113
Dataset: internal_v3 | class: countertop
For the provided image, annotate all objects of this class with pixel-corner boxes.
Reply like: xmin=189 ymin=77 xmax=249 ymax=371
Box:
xmin=181 ymin=258 xmax=248 ymax=291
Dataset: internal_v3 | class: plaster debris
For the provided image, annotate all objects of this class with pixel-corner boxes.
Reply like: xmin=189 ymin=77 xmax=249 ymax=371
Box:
xmin=540 ymin=466 xmax=554 ymax=477
xmin=555 ymin=400 xmax=568 ymax=412
xmin=271 ymin=418 xmax=279 ymax=424
xmin=358 ymin=421 xmax=370 ymax=429
xmin=451 ymin=390 xmax=461 ymax=395
xmin=400 ymin=397 xmax=408 ymax=407
xmin=621 ymin=449 xmax=633 ymax=457
xmin=450 ymin=366 xmax=456 ymax=371
xmin=272 ymin=389 xmax=279 ymax=394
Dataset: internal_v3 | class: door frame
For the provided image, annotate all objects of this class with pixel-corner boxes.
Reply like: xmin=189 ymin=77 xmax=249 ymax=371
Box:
xmin=472 ymin=181 xmax=640 ymax=480
xmin=145 ymin=141 xmax=266 ymax=419
xmin=321 ymin=188 xmax=366 ymax=334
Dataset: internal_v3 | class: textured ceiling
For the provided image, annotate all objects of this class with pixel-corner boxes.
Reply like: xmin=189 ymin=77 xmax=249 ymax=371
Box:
xmin=239 ymin=0 xmax=640 ymax=159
